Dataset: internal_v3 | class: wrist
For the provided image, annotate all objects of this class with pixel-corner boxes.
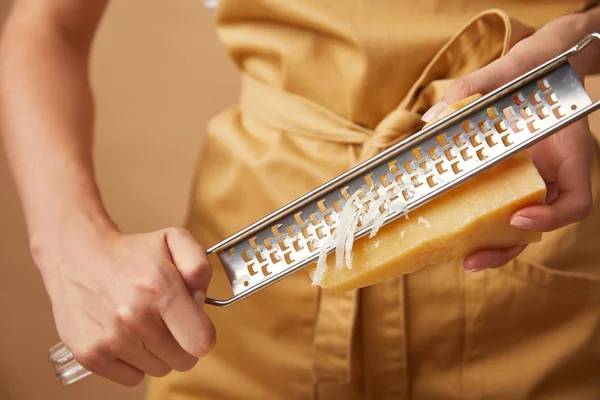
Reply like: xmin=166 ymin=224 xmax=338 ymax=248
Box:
xmin=28 ymin=202 xmax=119 ymax=273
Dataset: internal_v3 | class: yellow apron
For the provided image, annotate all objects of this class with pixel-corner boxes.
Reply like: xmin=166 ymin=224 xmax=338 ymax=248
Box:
xmin=148 ymin=1 xmax=600 ymax=399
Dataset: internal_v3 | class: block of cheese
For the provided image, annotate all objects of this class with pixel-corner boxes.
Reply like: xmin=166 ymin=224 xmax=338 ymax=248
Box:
xmin=308 ymin=95 xmax=547 ymax=291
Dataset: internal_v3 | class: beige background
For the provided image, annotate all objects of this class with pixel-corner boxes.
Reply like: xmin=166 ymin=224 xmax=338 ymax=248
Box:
xmin=1 ymin=1 xmax=600 ymax=400
xmin=0 ymin=1 xmax=239 ymax=399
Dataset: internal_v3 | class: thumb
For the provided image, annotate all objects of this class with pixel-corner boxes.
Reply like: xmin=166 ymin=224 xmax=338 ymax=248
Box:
xmin=164 ymin=228 xmax=212 ymax=306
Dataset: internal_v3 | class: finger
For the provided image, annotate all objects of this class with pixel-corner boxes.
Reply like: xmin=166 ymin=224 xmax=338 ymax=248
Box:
xmin=464 ymin=245 xmax=526 ymax=272
xmin=78 ymin=356 xmax=144 ymax=387
xmin=165 ymin=228 xmax=212 ymax=299
xmin=117 ymin=341 xmax=172 ymax=378
xmin=159 ymin=280 xmax=217 ymax=358
xmin=511 ymin=155 xmax=592 ymax=232
xmin=142 ymin=315 xmax=199 ymax=372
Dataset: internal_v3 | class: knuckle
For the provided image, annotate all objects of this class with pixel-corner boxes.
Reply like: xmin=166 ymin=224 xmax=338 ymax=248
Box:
xmin=574 ymin=196 xmax=593 ymax=221
xmin=72 ymin=345 xmax=104 ymax=371
xmin=448 ymin=76 xmax=474 ymax=100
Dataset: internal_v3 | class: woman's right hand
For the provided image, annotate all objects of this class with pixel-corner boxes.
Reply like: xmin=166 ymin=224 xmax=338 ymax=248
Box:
xmin=35 ymin=222 xmax=215 ymax=386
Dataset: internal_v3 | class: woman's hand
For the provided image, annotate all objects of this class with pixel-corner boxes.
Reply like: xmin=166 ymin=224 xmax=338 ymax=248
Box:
xmin=37 ymin=222 xmax=215 ymax=386
xmin=422 ymin=10 xmax=600 ymax=272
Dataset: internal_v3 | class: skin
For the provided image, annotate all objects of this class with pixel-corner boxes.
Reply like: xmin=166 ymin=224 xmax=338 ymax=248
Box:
xmin=422 ymin=7 xmax=600 ymax=272
xmin=0 ymin=0 xmax=599 ymax=388
xmin=0 ymin=0 xmax=214 ymax=386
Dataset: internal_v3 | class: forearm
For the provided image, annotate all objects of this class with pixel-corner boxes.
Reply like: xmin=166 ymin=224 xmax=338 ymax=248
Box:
xmin=0 ymin=2 xmax=112 ymax=262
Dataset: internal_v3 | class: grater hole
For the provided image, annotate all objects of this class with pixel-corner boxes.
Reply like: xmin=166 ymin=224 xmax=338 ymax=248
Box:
xmin=527 ymin=120 xmax=539 ymax=133
xmin=485 ymin=135 xmax=497 ymax=147
xmin=283 ymin=253 xmax=294 ymax=265
xmin=428 ymin=147 xmax=441 ymax=160
xmin=404 ymin=161 xmax=415 ymax=174
xmin=324 ymin=213 xmax=335 ymax=226
xmin=244 ymin=281 xmax=249 ymax=287
xmin=332 ymin=199 xmax=342 ymax=213
xmin=301 ymin=225 xmax=311 ymax=239
xmin=436 ymin=162 xmax=448 ymax=174
xmin=513 ymin=92 xmax=526 ymax=106
xmin=487 ymin=107 xmax=500 ymax=120
xmin=419 ymin=160 xmax=431 ymax=174
xmin=469 ymin=135 xmax=482 ymax=147
xmin=460 ymin=148 xmax=472 ymax=161
xmin=272 ymin=224 xmax=284 ymax=238
xmin=411 ymin=175 xmax=422 ymax=188
xmin=546 ymin=92 xmax=558 ymax=106
xmin=261 ymin=264 xmax=272 ymax=277
xmin=511 ymin=120 xmax=523 ymax=133
xmin=341 ymin=186 xmax=351 ymax=199
xmin=316 ymin=226 xmax=325 ymax=239
xmin=553 ymin=106 xmax=565 ymax=119
xmin=365 ymin=173 xmax=375 ymax=187
xmin=494 ymin=120 xmax=507 ymax=133
xmin=529 ymin=92 xmax=542 ymax=106
xmin=462 ymin=120 xmax=475 ymax=134
xmin=453 ymin=134 xmax=466 ymax=147
xmin=278 ymin=238 xmax=289 ymax=251
xmin=478 ymin=120 xmax=491 ymax=134
xmin=501 ymin=135 xmax=513 ymax=147
xmin=247 ymin=263 xmax=257 ymax=276
xmin=402 ymin=189 xmax=413 ymax=201
xmin=309 ymin=212 xmax=320 ymax=226
xmin=412 ymin=147 xmax=425 ymax=161
xmin=571 ymin=104 xmax=578 ymax=111
xmin=503 ymin=106 xmax=516 ymax=120
xmin=395 ymin=174 xmax=406 ymax=185
xmin=292 ymin=240 xmax=304 ymax=252
xmin=476 ymin=148 xmax=488 ymax=161
xmin=538 ymin=78 xmax=551 ymax=92
xmin=229 ymin=248 xmax=236 ymax=256
xmin=249 ymin=236 xmax=258 ymax=249
xmin=380 ymin=174 xmax=392 ymax=187
xmin=308 ymin=239 xmax=319 ymax=252
xmin=437 ymin=134 xmax=450 ymax=147
xmin=270 ymin=252 xmax=281 ymax=264
xmin=287 ymin=225 xmax=297 ymax=239
xmin=427 ymin=176 xmax=438 ymax=187
xmin=536 ymin=106 xmax=549 ymax=120
xmin=264 ymin=237 xmax=273 ymax=250
xmin=241 ymin=249 xmax=251 ymax=262
xmin=389 ymin=160 xmax=400 ymax=174
xmin=445 ymin=148 xmax=456 ymax=161
xmin=451 ymin=162 xmax=463 ymax=174
xmin=294 ymin=212 xmax=306 ymax=225
xmin=317 ymin=199 xmax=328 ymax=213
xmin=520 ymin=107 xmax=533 ymax=119
xmin=256 ymin=251 xmax=266 ymax=264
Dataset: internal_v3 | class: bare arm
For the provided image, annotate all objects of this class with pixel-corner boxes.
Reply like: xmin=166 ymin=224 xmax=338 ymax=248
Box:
xmin=1 ymin=0 xmax=215 ymax=386
xmin=1 ymin=0 xmax=111 ymax=253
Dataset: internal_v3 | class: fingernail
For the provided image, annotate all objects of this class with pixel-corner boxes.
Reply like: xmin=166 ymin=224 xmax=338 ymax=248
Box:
xmin=193 ymin=291 xmax=206 ymax=305
xmin=464 ymin=266 xmax=483 ymax=273
xmin=421 ymin=100 xmax=448 ymax=122
xmin=510 ymin=216 xmax=535 ymax=229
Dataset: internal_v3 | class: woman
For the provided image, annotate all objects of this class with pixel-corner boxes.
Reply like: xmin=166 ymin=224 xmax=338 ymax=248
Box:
xmin=1 ymin=0 xmax=600 ymax=399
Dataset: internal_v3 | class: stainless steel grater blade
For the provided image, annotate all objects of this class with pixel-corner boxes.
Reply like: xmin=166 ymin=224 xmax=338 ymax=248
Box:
xmin=49 ymin=33 xmax=600 ymax=385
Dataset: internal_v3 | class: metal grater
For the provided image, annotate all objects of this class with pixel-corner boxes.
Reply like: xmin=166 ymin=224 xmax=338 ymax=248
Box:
xmin=50 ymin=33 xmax=600 ymax=385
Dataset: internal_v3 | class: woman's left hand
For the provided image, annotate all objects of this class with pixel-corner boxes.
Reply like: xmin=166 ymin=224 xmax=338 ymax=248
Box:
xmin=421 ymin=9 xmax=600 ymax=272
